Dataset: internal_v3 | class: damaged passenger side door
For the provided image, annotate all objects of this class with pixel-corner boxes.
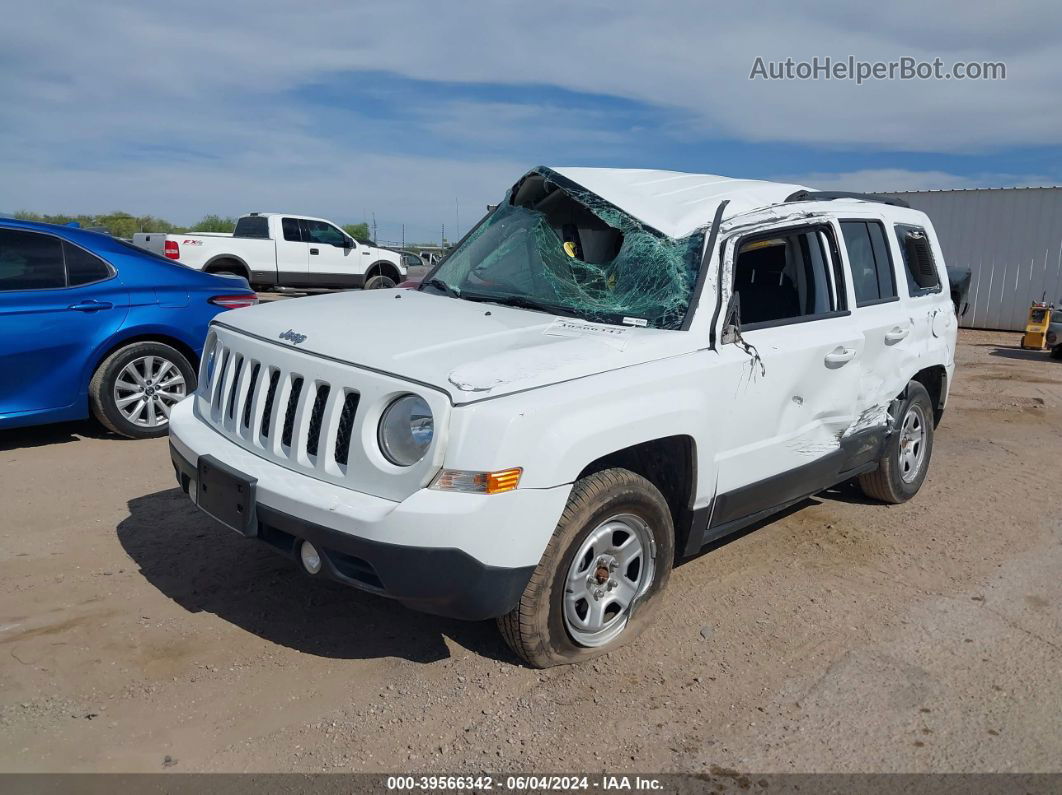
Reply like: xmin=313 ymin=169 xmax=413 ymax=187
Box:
xmin=708 ymin=221 xmax=864 ymax=535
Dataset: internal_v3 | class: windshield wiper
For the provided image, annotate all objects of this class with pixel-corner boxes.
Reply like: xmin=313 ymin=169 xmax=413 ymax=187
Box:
xmin=421 ymin=278 xmax=460 ymax=298
xmin=461 ymin=292 xmax=583 ymax=319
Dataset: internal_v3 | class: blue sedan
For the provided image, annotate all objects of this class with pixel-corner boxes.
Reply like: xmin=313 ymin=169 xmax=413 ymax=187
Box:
xmin=0 ymin=219 xmax=258 ymax=438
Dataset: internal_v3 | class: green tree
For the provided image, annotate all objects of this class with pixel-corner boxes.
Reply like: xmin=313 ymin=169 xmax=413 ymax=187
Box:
xmin=12 ymin=209 xmax=188 ymax=236
xmin=192 ymin=215 xmax=236 ymax=233
xmin=342 ymin=222 xmax=370 ymax=241
xmin=94 ymin=212 xmax=140 ymax=239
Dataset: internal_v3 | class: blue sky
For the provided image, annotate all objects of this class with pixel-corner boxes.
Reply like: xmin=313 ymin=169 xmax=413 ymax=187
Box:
xmin=2 ymin=1 xmax=1061 ymax=243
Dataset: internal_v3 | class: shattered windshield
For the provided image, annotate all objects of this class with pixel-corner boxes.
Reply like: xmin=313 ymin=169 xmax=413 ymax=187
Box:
xmin=422 ymin=170 xmax=706 ymax=330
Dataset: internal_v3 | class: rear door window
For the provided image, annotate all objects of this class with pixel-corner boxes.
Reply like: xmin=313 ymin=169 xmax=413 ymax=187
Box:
xmin=894 ymin=224 xmax=941 ymax=295
xmin=281 ymin=217 xmax=304 ymax=242
xmin=841 ymin=220 xmax=897 ymax=306
xmin=0 ymin=229 xmax=66 ymax=291
xmin=64 ymin=241 xmax=113 ymax=286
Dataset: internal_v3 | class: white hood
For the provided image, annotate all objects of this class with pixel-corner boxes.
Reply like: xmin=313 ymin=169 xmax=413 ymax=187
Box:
xmin=217 ymin=289 xmax=697 ymax=404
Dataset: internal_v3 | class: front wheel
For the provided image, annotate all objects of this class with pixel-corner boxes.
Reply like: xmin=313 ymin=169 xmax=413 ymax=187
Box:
xmin=497 ymin=468 xmax=674 ymax=668
xmin=364 ymin=274 xmax=397 ymax=290
xmin=858 ymin=381 xmax=935 ymax=503
xmin=89 ymin=342 xmax=197 ymax=439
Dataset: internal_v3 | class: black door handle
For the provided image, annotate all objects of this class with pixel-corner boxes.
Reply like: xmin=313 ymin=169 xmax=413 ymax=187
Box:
xmin=310 ymin=248 xmax=319 ymax=255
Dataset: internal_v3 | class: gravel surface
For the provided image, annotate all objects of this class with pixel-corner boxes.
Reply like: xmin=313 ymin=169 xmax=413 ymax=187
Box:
xmin=0 ymin=330 xmax=1059 ymax=773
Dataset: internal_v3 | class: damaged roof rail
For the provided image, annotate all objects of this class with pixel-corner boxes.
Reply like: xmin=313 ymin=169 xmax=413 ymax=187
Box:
xmin=784 ymin=190 xmax=911 ymax=209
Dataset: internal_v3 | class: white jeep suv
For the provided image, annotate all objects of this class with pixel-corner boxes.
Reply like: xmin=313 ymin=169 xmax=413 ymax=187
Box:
xmin=169 ymin=166 xmax=957 ymax=667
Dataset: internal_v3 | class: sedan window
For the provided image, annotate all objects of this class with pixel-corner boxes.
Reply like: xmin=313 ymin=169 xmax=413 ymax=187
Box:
xmin=0 ymin=229 xmax=66 ymax=291
xmin=64 ymin=241 xmax=113 ymax=286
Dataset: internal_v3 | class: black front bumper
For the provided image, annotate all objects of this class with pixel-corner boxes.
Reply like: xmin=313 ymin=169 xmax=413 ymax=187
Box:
xmin=170 ymin=442 xmax=534 ymax=621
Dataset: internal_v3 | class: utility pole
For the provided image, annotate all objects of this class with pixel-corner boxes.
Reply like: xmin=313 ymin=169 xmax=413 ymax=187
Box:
xmin=401 ymin=224 xmax=405 ymax=251
xmin=441 ymin=224 xmax=445 ymax=248
xmin=371 ymin=212 xmax=377 ymax=243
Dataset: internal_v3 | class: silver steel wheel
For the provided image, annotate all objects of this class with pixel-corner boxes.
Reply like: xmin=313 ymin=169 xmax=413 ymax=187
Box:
xmin=113 ymin=355 xmax=186 ymax=429
xmin=563 ymin=513 xmax=656 ymax=648
xmin=897 ymin=403 xmax=928 ymax=483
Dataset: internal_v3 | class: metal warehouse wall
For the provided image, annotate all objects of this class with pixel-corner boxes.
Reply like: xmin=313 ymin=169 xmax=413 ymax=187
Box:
xmin=882 ymin=187 xmax=1062 ymax=331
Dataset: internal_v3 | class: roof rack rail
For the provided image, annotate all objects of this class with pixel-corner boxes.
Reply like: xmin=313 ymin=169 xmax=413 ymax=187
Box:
xmin=784 ymin=190 xmax=910 ymax=208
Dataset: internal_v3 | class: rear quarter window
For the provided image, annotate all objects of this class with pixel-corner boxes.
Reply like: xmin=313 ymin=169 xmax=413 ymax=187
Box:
xmin=895 ymin=224 xmax=942 ymax=295
xmin=64 ymin=241 xmax=114 ymax=286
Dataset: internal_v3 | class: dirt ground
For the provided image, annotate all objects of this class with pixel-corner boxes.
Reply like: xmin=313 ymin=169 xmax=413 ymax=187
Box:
xmin=1 ymin=330 xmax=1059 ymax=774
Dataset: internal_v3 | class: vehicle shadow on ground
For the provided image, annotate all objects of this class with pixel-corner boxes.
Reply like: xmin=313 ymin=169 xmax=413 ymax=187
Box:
xmin=678 ymin=499 xmax=818 ymax=567
xmin=818 ymin=478 xmax=880 ymax=505
xmin=0 ymin=420 xmax=120 ymax=452
xmin=116 ymin=487 xmax=521 ymax=666
xmin=989 ymin=346 xmax=1057 ymax=362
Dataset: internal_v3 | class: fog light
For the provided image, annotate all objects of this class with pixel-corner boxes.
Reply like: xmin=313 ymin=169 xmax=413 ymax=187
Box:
xmin=300 ymin=541 xmax=322 ymax=574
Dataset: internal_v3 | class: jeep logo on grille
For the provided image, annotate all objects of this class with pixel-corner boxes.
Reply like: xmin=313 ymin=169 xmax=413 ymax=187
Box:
xmin=279 ymin=329 xmax=307 ymax=345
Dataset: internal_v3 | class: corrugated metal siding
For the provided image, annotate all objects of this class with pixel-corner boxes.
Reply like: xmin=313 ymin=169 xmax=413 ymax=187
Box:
xmin=882 ymin=187 xmax=1062 ymax=331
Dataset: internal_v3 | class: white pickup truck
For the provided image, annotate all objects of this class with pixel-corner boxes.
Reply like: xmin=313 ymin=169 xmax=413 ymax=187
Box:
xmin=133 ymin=213 xmax=405 ymax=291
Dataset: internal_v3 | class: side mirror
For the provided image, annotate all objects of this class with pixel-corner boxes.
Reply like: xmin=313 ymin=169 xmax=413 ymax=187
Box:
xmin=343 ymin=238 xmax=355 ymax=249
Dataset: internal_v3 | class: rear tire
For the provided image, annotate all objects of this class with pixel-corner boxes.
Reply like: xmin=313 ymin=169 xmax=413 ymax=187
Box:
xmin=89 ymin=342 xmax=196 ymax=439
xmin=858 ymin=381 xmax=934 ymax=504
xmin=1051 ymin=345 xmax=1062 ymax=360
xmin=497 ymin=468 xmax=674 ymax=668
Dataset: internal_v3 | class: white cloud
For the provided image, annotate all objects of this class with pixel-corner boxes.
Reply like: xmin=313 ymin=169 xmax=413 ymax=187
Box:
xmin=776 ymin=168 xmax=1058 ymax=193
xmin=0 ymin=146 xmax=526 ymax=244
xmin=2 ymin=0 xmax=1060 ymax=230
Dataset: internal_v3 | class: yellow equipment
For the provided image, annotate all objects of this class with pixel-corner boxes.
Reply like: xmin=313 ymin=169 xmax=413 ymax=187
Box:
xmin=1020 ymin=301 xmax=1054 ymax=350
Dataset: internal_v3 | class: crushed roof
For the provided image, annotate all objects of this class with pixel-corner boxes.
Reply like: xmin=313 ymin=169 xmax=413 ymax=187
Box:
xmin=548 ymin=167 xmax=811 ymax=239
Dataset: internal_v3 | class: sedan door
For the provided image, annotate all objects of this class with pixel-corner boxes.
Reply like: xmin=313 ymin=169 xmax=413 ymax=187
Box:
xmin=0 ymin=228 xmax=128 ymax=416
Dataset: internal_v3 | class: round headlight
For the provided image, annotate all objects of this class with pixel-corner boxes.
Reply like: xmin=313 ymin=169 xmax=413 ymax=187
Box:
xmin=378 ymin=395 xmax=434 ymax=466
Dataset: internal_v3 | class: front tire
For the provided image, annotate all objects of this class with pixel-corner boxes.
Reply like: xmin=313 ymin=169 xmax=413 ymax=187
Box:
xmin=364 ymin=273 xmax=397 ymax=290
xmin=858 ymin=381 xmax=935 ymax=504
xmin=89 ymin=342 xmax=196 ymax=439
xmin=497 ymin=468 xmax=674 ymax=668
